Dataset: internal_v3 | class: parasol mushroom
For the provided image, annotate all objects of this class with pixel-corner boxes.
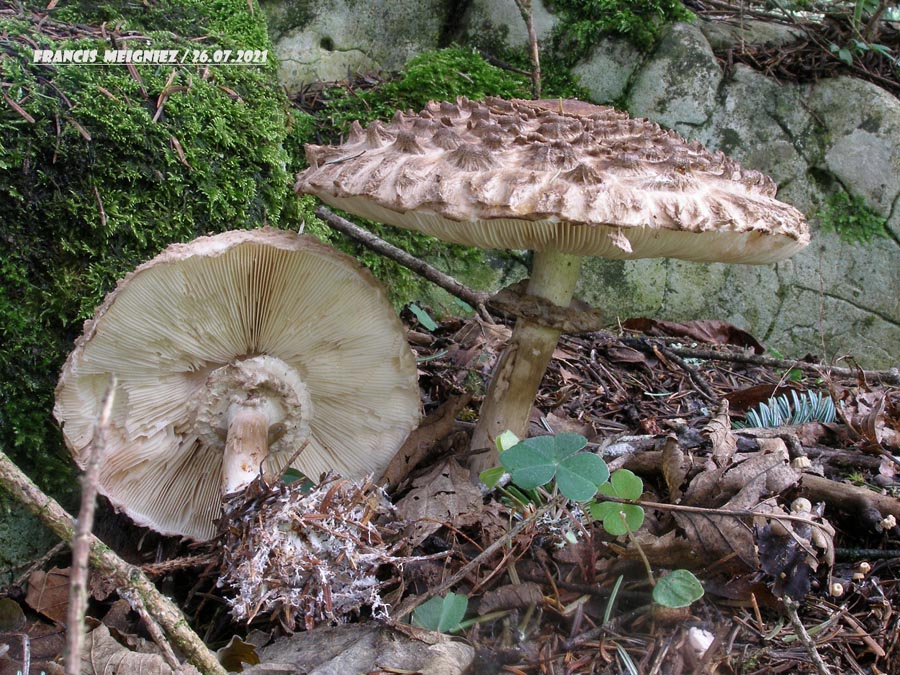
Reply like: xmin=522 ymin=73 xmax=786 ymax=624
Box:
xmin=54 ymin=228 xmax=421 ymax=540
xmin=295 ymin=97 xmax=810 ymax=473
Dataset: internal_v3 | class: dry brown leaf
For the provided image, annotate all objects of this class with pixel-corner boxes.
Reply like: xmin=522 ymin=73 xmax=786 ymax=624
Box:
xmin=82 ymin=623 xmax=194 ymax=675
xmin=26 ymin=567 xmax=70 ymax=624
xmin=661 ymin=435 xmax=688 ymax=501
xmin=703 ymin=401 xmax=737 ymax=467
xmin=217 ymin=635 xmax=261 ymax=672
xmin=395 ymin=459 xmax=483 ymax=546
xmin=477 ymin=582 xmax=544 ymax=615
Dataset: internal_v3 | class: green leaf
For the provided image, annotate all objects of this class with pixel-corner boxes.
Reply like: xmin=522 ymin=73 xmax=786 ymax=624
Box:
xmin=412 ymin=593 xmax=469 ymax=633
xmin=653 ymin=569 xmax=704 ymax=608
xmin=599 ymin=469 xmax=644 ymax=501
xmin=551 ymin=432 xmax=588 ymax=459
xmin=588 ymin=501 xmax=645 ymax=536
xmin=495 ymin=430 xmax=521 ymax=453
xmin=408 ymin=303 xmax=438 ymax=331
xmin=500 ymin=433 xmax=593 ymax=491
xmin=555 ymin=453 xmax=609 ymax=502
xmin=479 ymin=465 xmax=505 ymax=489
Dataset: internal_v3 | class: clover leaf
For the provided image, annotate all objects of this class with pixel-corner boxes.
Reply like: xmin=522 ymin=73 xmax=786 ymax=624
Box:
xmin=500 ymin=433 xmax=608 ymax=502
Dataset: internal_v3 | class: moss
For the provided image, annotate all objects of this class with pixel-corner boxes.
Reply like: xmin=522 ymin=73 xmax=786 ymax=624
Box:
xmin=1 ymin=1 xmax=293 ymax=498
xmin=547 ymin=0 xmax=695 ymax=65
xmin=816 ymin=191 xmax=889 ymax=245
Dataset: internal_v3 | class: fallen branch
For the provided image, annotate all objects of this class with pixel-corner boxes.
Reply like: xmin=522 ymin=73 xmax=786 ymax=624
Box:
xmin=66 ymin=377 xmax=115 ymax=675
xmin=0 ymin=448 xmax=227 ymax=675
xmin=662 ymin=343 xmax=900 ymax=386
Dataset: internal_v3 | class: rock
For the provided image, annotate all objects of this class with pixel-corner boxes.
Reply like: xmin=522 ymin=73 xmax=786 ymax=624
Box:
xmin=572 ymin=34 xmax=643 ymax=103
xmin=695 ymin=65 xmax=820 ymax=211
xmin=627 ymin=22 xmax=723 ymax=132
xmin=457 ymin=0 xmax=557 ymax=50
xmin=699 ymin=17 xmax=805 ymax=51
xmin=808 ymin=77 xmax=900 ymax=219
xmin=0 ymin=492 xmax=58 ymax=587
xmin=242 ymin=623 xmax=474 ymax=675
xmin=261 ymin=0 xmax=447 ymax=95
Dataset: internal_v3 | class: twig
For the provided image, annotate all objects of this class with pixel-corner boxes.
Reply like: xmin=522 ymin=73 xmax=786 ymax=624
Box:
xmin=0 ymin=448 xmax=227 ymax=675
xmin=391 ymin=503 xmax=552 ymax=622
xmin=663 ymin=344 xmax=900 ymax=385
xmin=66 ymin=376 xmax=115 ymax=675
xmin=513 ymin=0 xmax=541 ymax=98
xmin=316 ymin=206 xmax=485 ymax=307
xmin=783 ymin=596 xmax=831 ymax=675
xmin=316 ymin=206 xmax=605 ymax=333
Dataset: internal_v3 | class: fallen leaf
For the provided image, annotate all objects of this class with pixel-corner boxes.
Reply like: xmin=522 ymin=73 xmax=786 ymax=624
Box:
xmin=477 ymin=583 xmax=544 ymax=615
xmin=82 ymin=623 xmax=197 ymax=675
xmin=217 ymin=635 xmax=261 ymax=672
xmin=26 ymin=567 xmax=70 ymax=624
xmin=623 ymin=318 xmax=764 ymax=353
xmin=395 ymin=459 xmax=483 ymax=547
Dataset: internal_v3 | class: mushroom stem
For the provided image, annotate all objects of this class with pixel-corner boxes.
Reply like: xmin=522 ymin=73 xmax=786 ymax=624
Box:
xmin=222 ymin=406 xmax=269 ymax=495
xmin=469 ymin=249 xmax=583 ymax=474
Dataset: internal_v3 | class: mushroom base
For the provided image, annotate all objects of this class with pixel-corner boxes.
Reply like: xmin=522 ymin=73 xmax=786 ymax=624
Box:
xmin=469 ymin=320 xmax=565 ymax=473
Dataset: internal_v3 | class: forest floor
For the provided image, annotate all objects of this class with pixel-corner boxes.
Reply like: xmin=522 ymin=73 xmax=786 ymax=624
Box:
xmin=2 ymin=311 xmax=898 ymax=675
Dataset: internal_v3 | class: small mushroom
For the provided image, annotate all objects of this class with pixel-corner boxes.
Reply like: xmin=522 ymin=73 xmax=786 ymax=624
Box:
xmin=296 ymin=97 xmax=809 ymax=473
xmin=54 ymin=228 xmax=421 ymax=540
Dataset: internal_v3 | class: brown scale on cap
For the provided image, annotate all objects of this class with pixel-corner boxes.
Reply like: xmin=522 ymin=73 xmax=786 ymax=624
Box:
xmin=296 ymin=97 xmax=810 ymax=474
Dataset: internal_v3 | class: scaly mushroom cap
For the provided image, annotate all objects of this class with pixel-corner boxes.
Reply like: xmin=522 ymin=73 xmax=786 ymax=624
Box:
xmin=296 ymin=97 xmax=809 ymax=263
xmin=54 ymin=228 xmax=421 ymax=540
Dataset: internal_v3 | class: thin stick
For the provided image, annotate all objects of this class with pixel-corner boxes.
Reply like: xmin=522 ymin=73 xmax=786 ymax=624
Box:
xmin=391 ymin=503 xmax=551 ymax=622
xmin=317 ymin=206 xmax=604 ymax=333
xmin=0 ymin=449 xmax=227 ymax=675
xmin=513 ymin=0 xmax=541 ymax=98
xmin=66 ymin=376 xmax=115 ymax=675
xmin=783 ymin=597 xmax=831 ymax=675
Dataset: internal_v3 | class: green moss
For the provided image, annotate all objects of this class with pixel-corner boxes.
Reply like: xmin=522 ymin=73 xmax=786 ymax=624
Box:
xmin=547 ymin=0 xmax=694 ymax=64
xmin=816 ymin=192 xmax=889 ymax=245
xmin=1 ymin=1 xmax=293 ymax=498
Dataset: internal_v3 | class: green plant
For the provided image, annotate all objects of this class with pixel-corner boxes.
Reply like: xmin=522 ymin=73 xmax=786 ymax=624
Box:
xmin=498 ymin=432 xmax=610 ymax=502
xmin=817 ymin=191 xmax=889 ymax=244
xmin=412 ymin=593 xmax=469 ymax=633
xmin=487 ymin=431 xmax=704 ymax=609
xmin=653 ymin=569 xmax=705 ymax=608
xmin=547 ymin=0 xmax=695 ymax=66
xmin=734 ymin=390 xmax=837 ymax=429
xmin=588 ymin=469 xmax=645 ymax=535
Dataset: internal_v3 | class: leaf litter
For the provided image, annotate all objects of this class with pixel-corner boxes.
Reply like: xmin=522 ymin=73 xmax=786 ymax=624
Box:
xmin=2 ymin=315 xmax=898 ymax=675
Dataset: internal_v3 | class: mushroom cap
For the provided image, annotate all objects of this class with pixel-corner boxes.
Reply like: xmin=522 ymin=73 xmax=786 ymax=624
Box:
xmin=296 ymin=97 xmax=809 ymax=264
xmin=54 ymin=228 xmax=421 ymax=540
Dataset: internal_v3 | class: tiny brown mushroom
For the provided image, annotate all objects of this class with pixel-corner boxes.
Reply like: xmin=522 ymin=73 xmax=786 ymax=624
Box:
xmin=295 ymin=97 xmax=809 ymax=474
xmin=54 ymin=228 xmax=421 ymax=540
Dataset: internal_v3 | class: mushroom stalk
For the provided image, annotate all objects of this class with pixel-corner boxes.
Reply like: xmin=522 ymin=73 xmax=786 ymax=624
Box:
xmin=221 ymin=406 xmax=269 ymax=495
xmin=469 ymin=249 xmax=582 ymax=473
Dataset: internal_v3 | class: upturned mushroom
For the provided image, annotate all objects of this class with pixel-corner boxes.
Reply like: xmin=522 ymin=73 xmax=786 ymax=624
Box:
xmin=54 ymin=228 xmax=421 ymax=540
xmin=295 ymin=97 xmax=809 ymax=473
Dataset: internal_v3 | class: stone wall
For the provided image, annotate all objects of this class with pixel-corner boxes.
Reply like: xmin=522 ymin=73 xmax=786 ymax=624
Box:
xmin=572 ymin=21 xmax=899 ymax=367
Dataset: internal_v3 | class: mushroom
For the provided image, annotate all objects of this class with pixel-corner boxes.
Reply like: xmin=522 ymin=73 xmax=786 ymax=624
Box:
xmin=295 ymin=97 xmax=809 ymax=473
xmin=54 ymin=228 xmax=421 ymax=540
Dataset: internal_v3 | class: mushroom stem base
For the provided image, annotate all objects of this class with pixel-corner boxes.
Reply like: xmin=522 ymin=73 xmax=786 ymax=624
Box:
xmin=222 ymin=406 xmax=270 ymax=495
xmin=469 ymin=250 xmax=582 ymax=475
